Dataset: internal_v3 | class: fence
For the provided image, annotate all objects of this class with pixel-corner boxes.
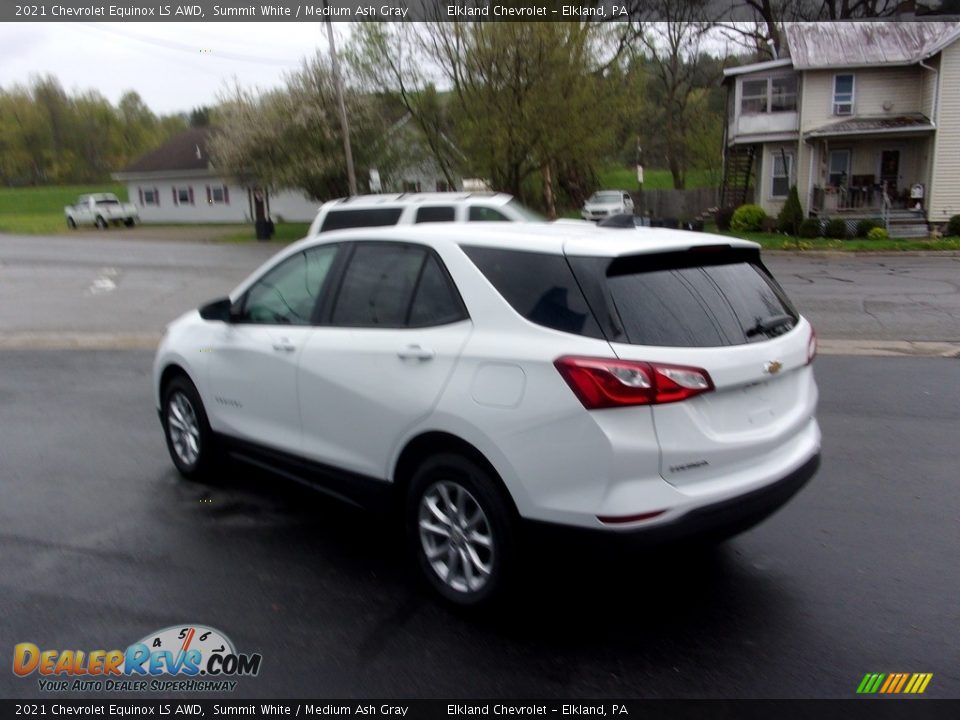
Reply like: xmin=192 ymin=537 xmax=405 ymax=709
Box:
xmin=629 ymin=187 xmax=744 ymax=221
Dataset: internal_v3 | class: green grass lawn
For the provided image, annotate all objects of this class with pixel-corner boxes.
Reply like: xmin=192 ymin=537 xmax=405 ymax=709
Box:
xmin=715 ymin=228 xmax=960 ymax=252
xmin=221 ymin=223 xmax=310 ymax=243
xmin=597 ymin=167 xmax=718 ymax=191
xmin=0 ymin=184 xmax=128 ymax=234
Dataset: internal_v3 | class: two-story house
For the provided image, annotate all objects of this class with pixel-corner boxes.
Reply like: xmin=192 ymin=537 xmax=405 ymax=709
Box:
xmin=722 ymin=22 xmax=960 ymax=236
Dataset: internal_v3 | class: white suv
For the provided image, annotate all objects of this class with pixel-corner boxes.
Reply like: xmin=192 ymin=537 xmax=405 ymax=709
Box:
xmin=305 ymin=192 xmax=543 ymax=237
xmin=154 ymin=224 xmax=820 ymax=606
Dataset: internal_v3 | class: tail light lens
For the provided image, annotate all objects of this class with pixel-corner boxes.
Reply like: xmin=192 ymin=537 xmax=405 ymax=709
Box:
xmin=807 ymin=326 xmax=817 ymax=364
xmin=554 ymin=356 xmax=714 ymax=409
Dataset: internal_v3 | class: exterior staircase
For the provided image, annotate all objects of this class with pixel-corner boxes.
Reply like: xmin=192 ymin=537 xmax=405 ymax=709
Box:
xmin=720 ymin=145 xmax=756 ymax=209
xmin=885 ymin=210 xmax=929 ymax=239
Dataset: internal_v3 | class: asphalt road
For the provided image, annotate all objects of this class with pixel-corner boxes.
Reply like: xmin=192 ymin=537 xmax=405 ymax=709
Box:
xmin=0 ymin=351 xmax=958 ymax=699
xmin=1 ymin=234 xmax=959 ymax=345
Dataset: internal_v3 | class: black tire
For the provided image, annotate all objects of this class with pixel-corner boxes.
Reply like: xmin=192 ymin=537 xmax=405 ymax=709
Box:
xmin=124 ymin=218 xmax=136 ymax=227
xmin=95 ymin=216 xmax=108 ymax=230
xmin=161 ymin=375 xmax=219 ymax=482
xmin=66 ymin=217 xmax=77 ymax=229
xmin=406 ymin=453 xmax=516 ymax=607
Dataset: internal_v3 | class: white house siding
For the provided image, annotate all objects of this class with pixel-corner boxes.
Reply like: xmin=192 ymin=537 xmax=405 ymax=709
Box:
xmin=929 ymin=42 xmax=960 ymax=223
xmin=268 ymin=191 xmax=320 ymax=223
xmin=126 ymin=177 xmax=319 ymax=224
xmin=800 ymin=67 xmax=925 ymax=132
xmin=758 ymin=143 xmax=797 ymax=216
xmin=920 ymin=54 xmax=940 ymax=120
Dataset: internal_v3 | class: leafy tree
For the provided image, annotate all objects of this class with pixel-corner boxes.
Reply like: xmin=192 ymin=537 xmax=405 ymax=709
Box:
xmin=211 ymin=54 xmax=388 ymax=200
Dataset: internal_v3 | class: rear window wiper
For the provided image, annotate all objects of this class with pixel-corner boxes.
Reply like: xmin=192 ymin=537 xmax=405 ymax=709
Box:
xmin=746 ymin=314 xmax=795 ymax=338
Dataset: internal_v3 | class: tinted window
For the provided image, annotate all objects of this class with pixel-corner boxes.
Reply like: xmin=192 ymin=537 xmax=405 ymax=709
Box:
xmin=332 ymin=244 xmax=426 ymax=327
xmin=320 ymin=208 xmax=403 ymax=232
xmin=408 ymin=255 xmax=467 ymax=327
xmin=468 ymin=206 xmax=509 ymax=222
xmin=415 ymin=206 xmax=456 ymax=223
xmin=602 ymin=256 xmax=798 ymax=347
xmin=463 ymin=247 xmax=602 ymax=338
xmin=240 ymin=245 xmax=337 ymax=325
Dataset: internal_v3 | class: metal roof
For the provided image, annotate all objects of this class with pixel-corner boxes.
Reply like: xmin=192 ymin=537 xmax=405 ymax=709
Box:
xmin=804 ymin=113 xmax=935 ymax=139
xmin=786 ymin=22 xmax=960 ymax=69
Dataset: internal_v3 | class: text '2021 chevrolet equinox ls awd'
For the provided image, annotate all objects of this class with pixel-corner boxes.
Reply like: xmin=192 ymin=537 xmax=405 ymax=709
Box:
xmin=154 ymin=223 xmax=821 ymax=606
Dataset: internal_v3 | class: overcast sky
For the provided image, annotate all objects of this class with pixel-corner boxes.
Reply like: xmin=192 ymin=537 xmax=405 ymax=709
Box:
xmin=0 ymin=23 xmax=349 ymax=114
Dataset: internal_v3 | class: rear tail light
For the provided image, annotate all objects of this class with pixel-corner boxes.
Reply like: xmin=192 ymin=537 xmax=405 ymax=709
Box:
xmin=554 ymin=356 xmax=714 ymax=409
xmin=807 ymin=326 xmax=817 ymax=364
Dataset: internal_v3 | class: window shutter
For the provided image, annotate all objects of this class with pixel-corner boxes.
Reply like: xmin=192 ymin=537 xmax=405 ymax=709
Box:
xmin=172 ymin=188 xmax=178 ymax=206
xmin=188 ymin=187 xmax=194 ymax=205
xmin=155 ymin=188 xmax=159 ymax=207
xmin=138 ymin=188 xmax=143 ymax=206
xmin=206 ymin=186 xmax=212 ymax=205
xmin=223 ymin=186 xmax=229 ymax=205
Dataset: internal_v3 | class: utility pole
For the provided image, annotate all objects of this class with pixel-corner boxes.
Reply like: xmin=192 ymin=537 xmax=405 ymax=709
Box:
xmin=323 ymin=4 xmax=357 ymax=196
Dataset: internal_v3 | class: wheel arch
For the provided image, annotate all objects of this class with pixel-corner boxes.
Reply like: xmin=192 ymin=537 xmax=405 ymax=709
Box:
xmin=392 ymin=431 xmax=521 ymax=520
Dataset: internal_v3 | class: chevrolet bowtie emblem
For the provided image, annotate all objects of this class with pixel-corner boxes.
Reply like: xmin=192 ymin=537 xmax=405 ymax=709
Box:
xmin=764 ymin=360 xmax=783 ymax=375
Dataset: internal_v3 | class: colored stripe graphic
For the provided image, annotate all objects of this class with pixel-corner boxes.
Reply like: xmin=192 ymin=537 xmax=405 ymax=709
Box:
xmin=857 ymin=673 xmax=932 ymax=694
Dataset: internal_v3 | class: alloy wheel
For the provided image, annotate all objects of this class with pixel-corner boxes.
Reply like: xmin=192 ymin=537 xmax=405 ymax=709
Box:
xmin=167 ymin=391 xmax=201 ymax=468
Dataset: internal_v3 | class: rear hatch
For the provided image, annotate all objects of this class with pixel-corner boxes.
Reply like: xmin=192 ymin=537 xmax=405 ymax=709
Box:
xmin=567 ymin=245 xmax=817 ymax=489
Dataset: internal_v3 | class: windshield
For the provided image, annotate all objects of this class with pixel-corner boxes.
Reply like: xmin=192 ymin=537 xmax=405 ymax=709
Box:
xmin=506 ymin=199 xmax=546 ymax=222
xmin=589 ymin=192 xmax=622 ymax=203
xmin=95 ymin=199 xmax=121 ymax=206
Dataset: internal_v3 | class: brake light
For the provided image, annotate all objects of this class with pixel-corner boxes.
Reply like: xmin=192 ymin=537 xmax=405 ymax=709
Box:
xmin=554 ymin=356 xmax=714 ymax=409
xmin=807 ymin=326 xmax=817 ymax=364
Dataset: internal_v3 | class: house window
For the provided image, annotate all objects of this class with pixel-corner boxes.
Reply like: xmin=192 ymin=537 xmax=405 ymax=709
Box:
xmin=771 ymin=152 xmax=792 ymax=198
xmin=173 ymin=187 xmax=194 ymax=206
xmin=770 ymin=76 xmax=798 ymax=112
xmin=741 ymin=79 xmax=768 ymax=114
xmin=207 ymin=185 xmax=229 ymax=205
xmin=741 ymin=76 xmax=797 ymax=114
xmin=828 ymin=150 xmax=851 ymax=188
xmin=140 ymin=188 xmax=159 ymax=206
xmin=833 ymin=74 xmax=854 ymax=115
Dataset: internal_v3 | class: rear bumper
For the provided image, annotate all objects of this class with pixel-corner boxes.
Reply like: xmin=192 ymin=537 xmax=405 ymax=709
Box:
xmin=523 ymin=452 xmax=820 ymax=550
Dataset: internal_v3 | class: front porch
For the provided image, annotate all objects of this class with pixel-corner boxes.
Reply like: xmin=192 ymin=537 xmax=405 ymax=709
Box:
xmin=803 ymin=116 xmax=934 ymax=235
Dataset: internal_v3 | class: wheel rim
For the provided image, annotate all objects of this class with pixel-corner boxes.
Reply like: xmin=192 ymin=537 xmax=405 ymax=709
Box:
xmin=418 ymin=480 xmax=494 ymax=594
xmin=167 ymin=391 xmax=201 ymax=467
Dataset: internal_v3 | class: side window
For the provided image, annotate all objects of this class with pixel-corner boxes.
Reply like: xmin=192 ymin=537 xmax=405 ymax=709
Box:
xmin=468 ymin=206 xmax=510 ymax=222
xmin=462 ymin=246 xmax=603 ymax=338
xmin=415 ymin=206 xmax=456 ymax=223
xmin=239 ymin=245 xmax=337 ymax=325
xmin=320 ymin=208 xmax=403 ymax=232
xmin=331 ymin=244 xmax=426 ymax=327
xmin=408 ymin=255 xmax=467 ymax=327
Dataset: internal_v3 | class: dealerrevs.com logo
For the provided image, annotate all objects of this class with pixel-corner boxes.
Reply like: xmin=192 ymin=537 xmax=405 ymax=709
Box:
xmin=13 ymin=624 xmax=262 ymax=692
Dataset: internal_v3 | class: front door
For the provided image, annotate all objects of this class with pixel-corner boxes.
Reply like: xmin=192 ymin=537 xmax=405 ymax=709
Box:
xmin=205 ymin=245 xmax=339 ymax=453
xmin=880 ymin=150 xmax=900 ymax=197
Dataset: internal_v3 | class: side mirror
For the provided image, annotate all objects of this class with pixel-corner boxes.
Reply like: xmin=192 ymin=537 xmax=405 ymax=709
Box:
xmin=198 ymin=297 xmax=235 ymax=322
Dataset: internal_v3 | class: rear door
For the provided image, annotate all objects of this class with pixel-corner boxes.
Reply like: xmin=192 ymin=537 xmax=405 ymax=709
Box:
xmin=570 ymin=248 xmax=817 ymax=488
xmin=298 ymin=241 xmax=472 ymax=478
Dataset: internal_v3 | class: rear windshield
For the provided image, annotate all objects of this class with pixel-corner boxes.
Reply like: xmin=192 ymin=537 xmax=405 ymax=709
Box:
xmin=575 ymin=249 xmax=799 ymax=347
xmin=320 ymin=208 xmax=403 ymax=232
xmin=95 ymin=198 xmax=120 ymax=206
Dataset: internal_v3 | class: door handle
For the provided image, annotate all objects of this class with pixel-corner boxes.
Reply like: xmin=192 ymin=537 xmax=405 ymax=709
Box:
xmin=272 ymin=340 xmax=296 ymax=353
xmin=398 ymin=344 xmax=435 ymax=361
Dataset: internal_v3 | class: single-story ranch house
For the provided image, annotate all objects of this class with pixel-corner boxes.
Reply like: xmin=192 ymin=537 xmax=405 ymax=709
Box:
xmin=112 ymin=127 xmax=319 ymax=224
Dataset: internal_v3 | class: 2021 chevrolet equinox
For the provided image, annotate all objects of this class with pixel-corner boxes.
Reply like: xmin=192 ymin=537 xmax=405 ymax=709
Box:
xmin=154 ymin=223 xmax=821 ymax=605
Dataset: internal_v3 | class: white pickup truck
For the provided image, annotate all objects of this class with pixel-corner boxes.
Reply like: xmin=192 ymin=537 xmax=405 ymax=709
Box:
xmin=65 ymin=193 xmax=139 ymax=229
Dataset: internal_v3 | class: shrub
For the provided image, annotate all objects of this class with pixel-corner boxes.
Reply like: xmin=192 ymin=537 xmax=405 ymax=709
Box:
xmin=776 ymin=186 xmax=804 ymax=236
xmin=730 ymin=204 xmax=767 ymax=232
xmin=825 ymin=218 xmax=848 ymax=239
xmin=798 ymin=218 xmax=821 ymax=238
xmin=867 ymin=227 xmax=889 ymax=241
xmin=714 ymin=207 xmax=735 ymax=232
xmin=760 ymin=216 xmax=778 ymax=232
xmin=947 ymin=214 xmax=960 ymax=237
xmin=855 ymin=218 xmax=883 ymax=238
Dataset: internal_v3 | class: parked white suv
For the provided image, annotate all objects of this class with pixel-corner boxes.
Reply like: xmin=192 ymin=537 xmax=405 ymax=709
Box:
xmin=581 ymin=189 xmax=635 ymax=221
xmin=305 ymin=192 xmax=543 ymax=237
xmin=154 ymin=224 xmax=820 ymax=606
